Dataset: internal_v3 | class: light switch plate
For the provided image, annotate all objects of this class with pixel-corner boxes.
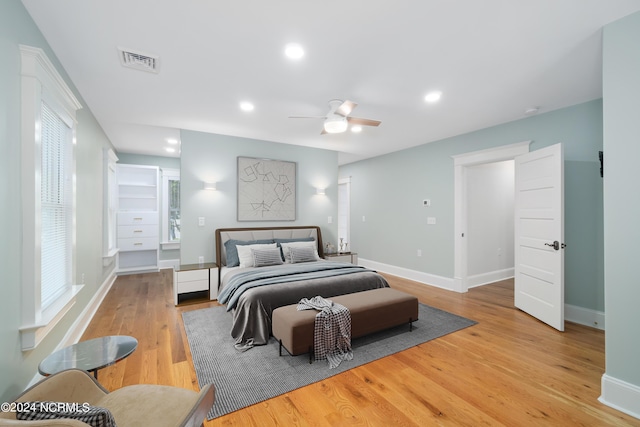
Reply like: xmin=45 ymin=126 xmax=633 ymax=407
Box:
xmin=198 ymin=217 xmax=205 ymax=227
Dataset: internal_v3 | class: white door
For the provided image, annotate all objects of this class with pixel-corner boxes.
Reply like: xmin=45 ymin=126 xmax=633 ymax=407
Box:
xmin=514 ymin=143 xmax=565 ymax=331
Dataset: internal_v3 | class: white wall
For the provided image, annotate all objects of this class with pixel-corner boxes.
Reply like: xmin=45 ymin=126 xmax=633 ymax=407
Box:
xmin=467 ymin=160 xmax=514 ymax=281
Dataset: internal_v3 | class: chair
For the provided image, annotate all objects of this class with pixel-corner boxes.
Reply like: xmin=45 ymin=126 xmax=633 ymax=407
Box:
xmin=0 ymin=369 xmax=214 ymax=427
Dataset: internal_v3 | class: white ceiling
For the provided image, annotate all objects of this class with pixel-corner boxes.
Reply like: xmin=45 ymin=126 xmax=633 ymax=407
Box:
xmin=21 ymin=1 xmax=640 ymax=165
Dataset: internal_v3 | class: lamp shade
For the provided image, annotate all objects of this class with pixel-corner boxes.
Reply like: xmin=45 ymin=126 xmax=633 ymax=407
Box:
xmin=323 ymin=116 xmax=348 ymax=133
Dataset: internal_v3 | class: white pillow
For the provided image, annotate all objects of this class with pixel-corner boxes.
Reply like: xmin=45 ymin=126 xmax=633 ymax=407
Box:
xmin=280 ymin=241 xmax=319 ymax=263
xmin=237 ymin=243 xmax=277 ymax=268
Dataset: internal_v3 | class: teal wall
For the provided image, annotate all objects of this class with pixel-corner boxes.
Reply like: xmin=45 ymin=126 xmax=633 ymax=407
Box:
xmin=179 ymin=130 xmax=339 ymax=265
xmin=0 ymin=0 xmax=116 ymax=402
xmin=603 ymin=10 xmax=640 ymax=401
xmin=340 ymin=100 xmax=604 ymax=311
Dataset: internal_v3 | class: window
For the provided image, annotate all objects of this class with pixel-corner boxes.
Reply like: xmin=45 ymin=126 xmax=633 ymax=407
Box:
xmin=19 ymin=45 xmax=82 ymax=351
xmin=40 ymin=102 xmax=74 ymax=308
xmin=161 ymin=169 xmax=180 ymax=249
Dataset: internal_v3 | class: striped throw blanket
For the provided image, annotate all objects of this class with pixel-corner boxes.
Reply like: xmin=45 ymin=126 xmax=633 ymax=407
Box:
xmin=297 ymin=296 xmax=353 ymax=368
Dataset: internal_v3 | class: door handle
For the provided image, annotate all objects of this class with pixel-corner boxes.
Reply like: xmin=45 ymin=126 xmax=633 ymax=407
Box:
xmin=544 ymin=241 xmax=567 ymax=251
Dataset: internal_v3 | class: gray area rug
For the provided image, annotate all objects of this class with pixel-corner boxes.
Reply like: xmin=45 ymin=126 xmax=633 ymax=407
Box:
xmin=182 ymin=303 xmax=477 ymax=419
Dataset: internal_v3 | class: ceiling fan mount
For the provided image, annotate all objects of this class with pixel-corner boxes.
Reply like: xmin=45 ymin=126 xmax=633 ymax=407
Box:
xmin=289 ymin=99 xmax=381 ymax=134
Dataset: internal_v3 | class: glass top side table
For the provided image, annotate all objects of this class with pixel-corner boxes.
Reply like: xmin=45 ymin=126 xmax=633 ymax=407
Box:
xmin=38 ymin=335 xmax=138 ymax=379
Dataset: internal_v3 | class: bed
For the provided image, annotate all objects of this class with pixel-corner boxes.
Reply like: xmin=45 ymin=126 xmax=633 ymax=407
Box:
xmin=215 ymin=226 xmax=390 ymax=350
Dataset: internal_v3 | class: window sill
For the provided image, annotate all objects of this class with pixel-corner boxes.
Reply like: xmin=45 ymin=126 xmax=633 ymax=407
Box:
xmin=103 ymin=248 xmax=119 ymax=267
xmin=161 ymin=241 xmax=180 ymax=250
xmin=19 ymin=284 xmax=84 ymax=351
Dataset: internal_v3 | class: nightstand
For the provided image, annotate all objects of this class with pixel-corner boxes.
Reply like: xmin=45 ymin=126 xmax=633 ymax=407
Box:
xmin=324 ymin=252 xmax=358 ymax=265
xmin=173 ymin=262 xmax=217 ymax=305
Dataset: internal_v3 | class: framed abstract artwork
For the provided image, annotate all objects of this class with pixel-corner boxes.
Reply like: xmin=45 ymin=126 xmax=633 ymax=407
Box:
xmin=237 ymin=156 xmax=296 ymax=221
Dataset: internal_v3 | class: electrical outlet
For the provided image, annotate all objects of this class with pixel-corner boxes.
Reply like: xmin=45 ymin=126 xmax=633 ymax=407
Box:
xmin=417 ymin=249 xmax=422 ymax=257
xmin=328 ymin=216 xmax=332 ymax=224
xmin=198 ymin=217 xmax=205 ymax=227
xmin=362 ymin=216 xmax=366 ymax=222
xmin=198 ymin=256 xmax=204 ymax=265
xmin=427 ymin=217 xmax=436 ymax=225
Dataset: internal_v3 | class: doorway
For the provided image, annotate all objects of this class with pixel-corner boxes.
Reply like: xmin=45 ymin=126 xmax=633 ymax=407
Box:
xmin=452 ymin=141 xmax=531 ymax=292
xmin=337 ymin=177 xmax=351 ymax=252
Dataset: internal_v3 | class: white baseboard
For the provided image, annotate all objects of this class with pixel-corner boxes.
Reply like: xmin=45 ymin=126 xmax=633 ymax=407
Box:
xmin=600 ymin=374 xmax=640 ymax=420
xmin=565 ymin=304 xmax=605 ymax=330
xmin=467 ymin=268 xmax=514 ymax=288
xmin=27 ymin=271 xmax=118 ymax=388
xmin=359 ymin=258 xmax=456 ymax=291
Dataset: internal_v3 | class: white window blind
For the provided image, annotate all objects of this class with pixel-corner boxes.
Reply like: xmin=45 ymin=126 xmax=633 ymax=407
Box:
xmin=40 ymin=101 xmax=73 ymax=309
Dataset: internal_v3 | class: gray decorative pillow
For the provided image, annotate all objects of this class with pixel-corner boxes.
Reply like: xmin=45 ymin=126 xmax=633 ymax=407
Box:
xmin=16 ymin=401 xmax=116 ymax=427
xmin=252 ymin=248 xmax=284 ymax=267
xmin=224 ymin=239 xmax=274 ymax=267
xmin=274 ymin=237 xmax=315 ymax=261
xmin=289 ymin=246 xmax=318 ymax=263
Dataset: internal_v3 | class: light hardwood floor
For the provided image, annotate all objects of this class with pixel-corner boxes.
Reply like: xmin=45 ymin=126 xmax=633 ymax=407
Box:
xmin=81 ymin=270 xmax=639 ymax=426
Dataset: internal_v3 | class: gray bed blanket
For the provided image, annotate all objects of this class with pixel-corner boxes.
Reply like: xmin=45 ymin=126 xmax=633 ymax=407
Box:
xmin=219 ymin=262 xmax=374 ymax=310
xmin=219 ymin=262 xmax=390 ymax=350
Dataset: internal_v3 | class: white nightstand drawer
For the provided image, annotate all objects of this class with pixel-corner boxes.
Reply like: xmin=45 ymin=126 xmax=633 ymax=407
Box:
xmin=177 ymin=269 xmax=209 ymax=283
xmin=117 ymin=212 xmax=158 ymax=225
xmin=118 ymin=225 xmax=158 ymax=238
xmin=177 ymin=279 xmax=209 ymax=294
xmin=118 ymin=237 xmax=159 ymax=251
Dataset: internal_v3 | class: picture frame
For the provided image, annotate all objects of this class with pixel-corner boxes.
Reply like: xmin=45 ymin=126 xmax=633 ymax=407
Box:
xmin=237 ymin=156 xmax=296 ymax=221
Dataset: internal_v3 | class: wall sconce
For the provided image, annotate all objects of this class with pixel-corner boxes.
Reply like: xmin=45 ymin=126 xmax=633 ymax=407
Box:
xmin=316 ymin=187 xmax=325 ymax=195
xmin=203 ymin=181 xmax=217 ymax=191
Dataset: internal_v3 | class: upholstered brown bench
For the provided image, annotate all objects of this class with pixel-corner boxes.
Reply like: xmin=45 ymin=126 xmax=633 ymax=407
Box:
xmin=272 ymin=287 xmax=419 ymax=361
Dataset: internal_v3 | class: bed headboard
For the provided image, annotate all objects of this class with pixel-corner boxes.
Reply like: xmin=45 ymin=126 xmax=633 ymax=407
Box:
xmin=215 ymin=225 xmax=325 ymax=268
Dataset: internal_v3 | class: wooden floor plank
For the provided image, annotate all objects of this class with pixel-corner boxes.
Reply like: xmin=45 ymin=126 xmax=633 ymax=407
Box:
xmin=78 ymin=270 xmax=640 ymax=427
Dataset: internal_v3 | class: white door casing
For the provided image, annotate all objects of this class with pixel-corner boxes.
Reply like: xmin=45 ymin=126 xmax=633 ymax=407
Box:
xmin=452 ymin=141 xmax=531 ymax=292
xmin=514 ymin=143 xmax=565 ymax=331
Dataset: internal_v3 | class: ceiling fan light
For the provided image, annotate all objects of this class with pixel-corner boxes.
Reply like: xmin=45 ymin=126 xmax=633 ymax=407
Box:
xmin=324 ymin=116 xmax=348 ymax=133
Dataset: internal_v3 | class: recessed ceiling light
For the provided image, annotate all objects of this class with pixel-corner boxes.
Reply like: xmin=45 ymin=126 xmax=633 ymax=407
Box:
xmin=524 ymin=107 xmax=540 ymax=115
xmin=240 ymin=101 xmax=255 ymax=112
xmin=424 ymin=91 xmax=442 ymax=103
xmin=167 ymin=138 xmax=179 ymax=145
xmin=165 ymin=147 xmax=176 ymax=153
xmin=284 ymin=43 xmax=304 ymax=60
xmin=351 ymin=125 xmax=363 ymax=133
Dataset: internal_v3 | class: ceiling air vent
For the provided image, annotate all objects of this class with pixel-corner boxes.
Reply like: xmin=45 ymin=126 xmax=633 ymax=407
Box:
xmin=118 ymin=47 xmax=159 ymax=73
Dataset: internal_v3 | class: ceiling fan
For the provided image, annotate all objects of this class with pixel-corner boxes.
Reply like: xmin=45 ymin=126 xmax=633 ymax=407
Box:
xmin=289 ymin=99 xmax=381 ymax=134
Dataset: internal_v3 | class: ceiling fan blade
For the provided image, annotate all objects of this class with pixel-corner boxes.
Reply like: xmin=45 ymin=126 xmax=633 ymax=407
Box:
xmin=336 ymin=100 xmax=357 ymax=117
xmin=320 ymin=128 xmax=328 ymax=135
xmin=347 ymin=117 xmax=381 ymax=127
